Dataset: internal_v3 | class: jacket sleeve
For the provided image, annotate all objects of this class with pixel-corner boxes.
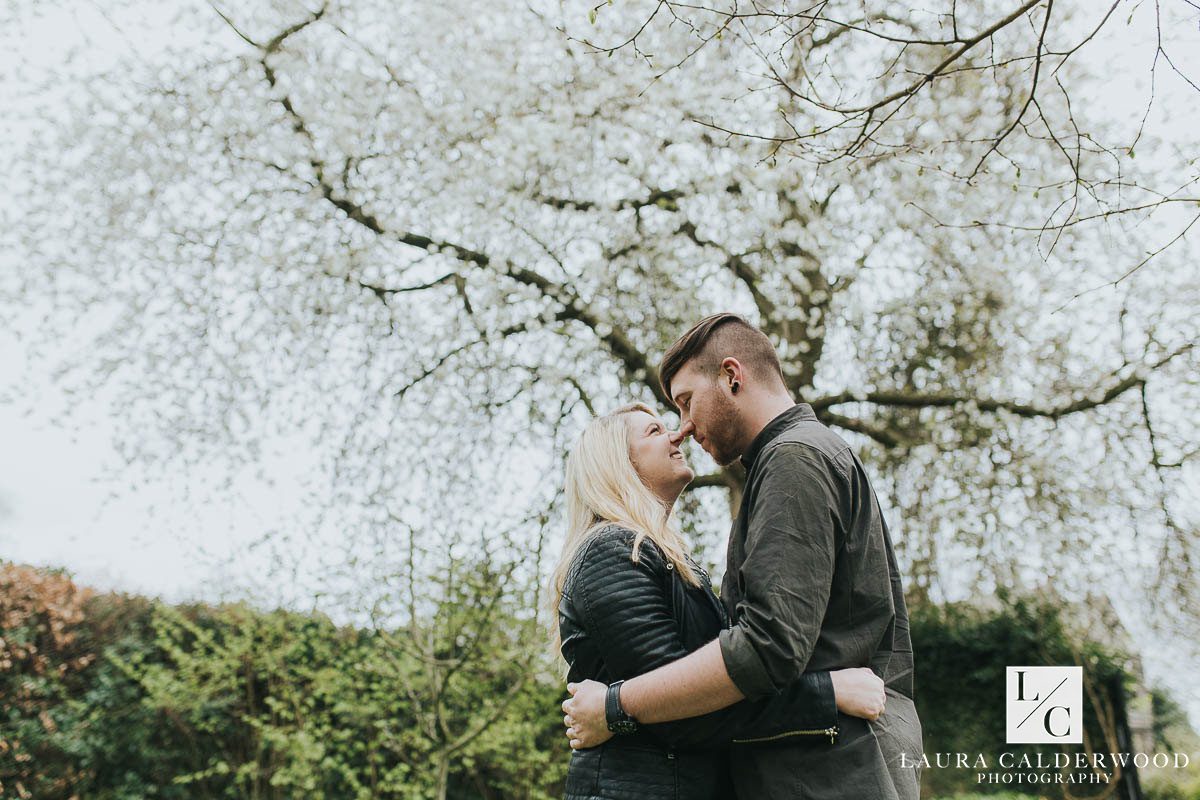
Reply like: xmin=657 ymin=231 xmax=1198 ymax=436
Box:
xmin=718 ymin=443 xmax=844 ymax=699
xmin=646 ymin=671 xmax=839 ymax=750
xmin=575 ymin=528 xmax=839 ymax=749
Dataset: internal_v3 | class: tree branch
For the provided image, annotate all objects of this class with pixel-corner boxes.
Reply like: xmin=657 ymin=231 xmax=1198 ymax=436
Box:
xmin=965 ymin=0 xmax=1054 ymax=179
xmin=811 ymin=344 xmax=1195 ymax=420
xmin=503 ymin=263 xmax=667 ymax=406
xmin=818 ymin=411 xmax=907 ymax=449
xmin=812 ymin=0 xmax=1043 ymax=115
xmin=685 ymin=472 xmax=728 ymax=489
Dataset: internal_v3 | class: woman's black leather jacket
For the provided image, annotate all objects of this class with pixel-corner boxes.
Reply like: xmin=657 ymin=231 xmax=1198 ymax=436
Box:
xmin=558 ymin=525 xmax=839 ymax=800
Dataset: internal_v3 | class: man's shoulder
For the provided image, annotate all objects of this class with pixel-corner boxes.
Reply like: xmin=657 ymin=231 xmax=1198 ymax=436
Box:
xmin=759 ymin=421 xmax=852 ymax=475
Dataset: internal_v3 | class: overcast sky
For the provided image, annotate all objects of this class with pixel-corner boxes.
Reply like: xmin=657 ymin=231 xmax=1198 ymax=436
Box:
xmin=0 ymin=3 xmax=264 ymax=602
xmin=0 ymin=316 xmax=312 ymax=604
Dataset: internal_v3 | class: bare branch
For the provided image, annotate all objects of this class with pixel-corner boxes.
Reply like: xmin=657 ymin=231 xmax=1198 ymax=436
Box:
xmin=818 ymin=411 xmax=906 ymax=449
xmin=806 ymin=0 xmax=1042 ymax=116
xmin=965 ymin=0 xmax=1054 ymax=180
xmin=685 ymin=472 xmax=728 ymax=489
xmin=812 ymin=344 xmax=1196 ymax=421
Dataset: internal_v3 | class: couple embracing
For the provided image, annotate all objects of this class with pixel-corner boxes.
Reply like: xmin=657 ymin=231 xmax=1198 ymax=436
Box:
xmin=550 ymin=314 xmax=923 ymax=800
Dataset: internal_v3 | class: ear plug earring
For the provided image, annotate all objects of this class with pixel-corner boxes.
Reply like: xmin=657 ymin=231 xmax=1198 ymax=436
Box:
xmin=731 ymin=381 xmax=740 ymax=394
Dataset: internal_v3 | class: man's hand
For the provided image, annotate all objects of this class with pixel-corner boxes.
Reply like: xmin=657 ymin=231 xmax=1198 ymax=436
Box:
xmin=561 ymin=679 xmax=613 ymax=749
xmin=831 ymin=667 xmax=886 ymax=720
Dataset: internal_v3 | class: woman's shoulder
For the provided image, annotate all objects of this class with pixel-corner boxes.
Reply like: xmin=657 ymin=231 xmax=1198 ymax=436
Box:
xmin=568 ymin=524 xmax=667 ymax=582
xmin=586 ymin=524 xmax=667 ymax=560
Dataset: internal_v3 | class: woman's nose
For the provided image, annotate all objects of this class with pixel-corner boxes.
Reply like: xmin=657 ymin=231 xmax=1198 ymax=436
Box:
xmin=669 ymin=427 xmax=688 ymax=445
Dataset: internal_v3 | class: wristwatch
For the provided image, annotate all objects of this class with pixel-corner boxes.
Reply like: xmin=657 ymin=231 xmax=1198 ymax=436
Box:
xmin=605 ymin=680 xmax=640 ymax=734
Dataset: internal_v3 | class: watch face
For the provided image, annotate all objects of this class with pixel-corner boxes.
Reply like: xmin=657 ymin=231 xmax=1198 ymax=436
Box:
xmin=614 ymin=720 xmax=638 ymax=735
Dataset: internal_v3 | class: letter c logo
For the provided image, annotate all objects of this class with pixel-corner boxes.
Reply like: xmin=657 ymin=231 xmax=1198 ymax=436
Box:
xmin=1045 ymin=706 xmax=1071 ymax=737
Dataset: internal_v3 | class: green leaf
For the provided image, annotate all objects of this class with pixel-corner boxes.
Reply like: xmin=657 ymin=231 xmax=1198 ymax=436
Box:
xmin=588 ymin=8 xmax=597 ymax=24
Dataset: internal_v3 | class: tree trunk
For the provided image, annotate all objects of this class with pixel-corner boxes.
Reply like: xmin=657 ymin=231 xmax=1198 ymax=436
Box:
xmin=435 ymin=750 xmax=450 ymax=800
xmin=722 ymin=463 xmax=746 ymax=519
xmin=1110 ymin=675 xmax=1145 ymax=800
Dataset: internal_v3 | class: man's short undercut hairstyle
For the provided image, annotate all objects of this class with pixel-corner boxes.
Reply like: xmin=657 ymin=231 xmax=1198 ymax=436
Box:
xmin=659 ymin=313 xmax=785 ymax=406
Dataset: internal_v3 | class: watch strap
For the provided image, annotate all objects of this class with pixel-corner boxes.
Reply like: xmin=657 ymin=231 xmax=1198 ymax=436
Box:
xmin=605 ymin=680 xmax=639 ymax=734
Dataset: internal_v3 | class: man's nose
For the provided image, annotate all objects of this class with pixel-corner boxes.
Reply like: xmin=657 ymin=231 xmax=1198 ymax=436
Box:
xmin=672 ymin=421 xmax=693 ymax=443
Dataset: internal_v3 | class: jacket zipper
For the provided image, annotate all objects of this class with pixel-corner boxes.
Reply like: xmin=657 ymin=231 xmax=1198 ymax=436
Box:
xmin=732 ymin=726 xmax=839 ymax=745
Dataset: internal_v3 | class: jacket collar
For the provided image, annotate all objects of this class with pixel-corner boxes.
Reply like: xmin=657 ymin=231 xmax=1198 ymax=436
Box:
xmin=740 ymin=403 xmax=816 ymax=470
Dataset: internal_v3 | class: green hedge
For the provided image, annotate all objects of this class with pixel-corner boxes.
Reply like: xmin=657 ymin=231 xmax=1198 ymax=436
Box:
xmin=2 ymin=564 xmax=1191 ymax=799
xmin=0 ymin=563 xmax=567 ymax=799
xmin=911 ymin=593 xmax=1139 ymax=798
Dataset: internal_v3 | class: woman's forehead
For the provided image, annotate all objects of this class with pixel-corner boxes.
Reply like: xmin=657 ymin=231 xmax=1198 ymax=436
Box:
xmin=624 ymin=409 xmax=660 ymax=429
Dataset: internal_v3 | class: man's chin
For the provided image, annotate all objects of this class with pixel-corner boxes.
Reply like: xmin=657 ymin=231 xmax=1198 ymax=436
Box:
xmin=711 ymin=447 xmax=742 ymax=467
xmin=697 ymin=434 xmax=741 ymax=466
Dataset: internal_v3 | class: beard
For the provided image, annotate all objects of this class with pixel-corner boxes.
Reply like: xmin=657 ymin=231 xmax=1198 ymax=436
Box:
xmin=702 ymin=389 xmax=747 ymax=467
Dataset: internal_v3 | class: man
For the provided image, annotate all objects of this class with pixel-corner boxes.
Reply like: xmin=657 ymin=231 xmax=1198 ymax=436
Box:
xmin=562 ymin=313 xmax=923 ymax=799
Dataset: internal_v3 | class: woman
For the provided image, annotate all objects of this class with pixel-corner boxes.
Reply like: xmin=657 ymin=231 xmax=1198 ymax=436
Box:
xmin=549 ymin=403 xmax=886 ymax=800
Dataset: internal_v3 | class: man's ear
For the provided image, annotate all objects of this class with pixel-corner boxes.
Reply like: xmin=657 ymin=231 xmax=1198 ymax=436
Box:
xmin=719 ymin=357 xmax=744 ymax=392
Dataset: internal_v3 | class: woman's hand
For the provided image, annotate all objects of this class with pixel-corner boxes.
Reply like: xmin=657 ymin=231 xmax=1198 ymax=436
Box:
xmin=831 ymin=667 xmax=886 ymax=721
xmin=562 ymin=679 xmax=613 ymax=749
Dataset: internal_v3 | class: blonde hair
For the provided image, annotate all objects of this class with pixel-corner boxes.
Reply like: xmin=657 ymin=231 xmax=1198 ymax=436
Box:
xmin=548 ymin=402 xmax=700 ymax=656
